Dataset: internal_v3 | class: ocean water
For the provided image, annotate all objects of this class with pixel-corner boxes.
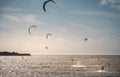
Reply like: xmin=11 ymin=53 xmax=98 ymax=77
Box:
xmin=0 ymin=55 xmax=120 ymax=77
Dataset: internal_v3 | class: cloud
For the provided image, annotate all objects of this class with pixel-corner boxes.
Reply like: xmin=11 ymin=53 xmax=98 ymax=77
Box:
xmin=24 ymin=15 xmax=36 ymax=23
xmin=0 ymin=7 xmax=26 ymax=11
xmin=1 ymin=14 xmax=44 ymax=25
xmin=100 ymin=0 xmax=120 ymax=10
xmin=59 ymin=27 xmax=68 ymax=32
xmin=5 ymin=15 xmax=21 ymax=22
xmin=69 ymin=11 xmax=105 ymax=16
xmin=23 ymin=15 xmax=44 ymax=25
xmin=55 ymin=38 xmax=66 ymax=42
xmin=68 ymin=10 xmax=119 ymax=17
xmin=101 ymin=0 xmax=120 ymax=5
xmin=111 ymin=4 xmax=120 ymax=10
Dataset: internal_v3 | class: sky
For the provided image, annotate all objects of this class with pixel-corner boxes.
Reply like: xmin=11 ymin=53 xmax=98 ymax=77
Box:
xmin=0 ymin=0 xmax=120 ymax=55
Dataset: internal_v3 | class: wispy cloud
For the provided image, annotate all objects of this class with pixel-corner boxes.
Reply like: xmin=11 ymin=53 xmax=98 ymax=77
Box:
xmin=68 ymin=10 xmax=119 ymax=17
xmin=69 ymin=11 xmax=105 ymax=16
xmin=111 ymin=4 xmax=120 ymax=10
xmin=0 ymin=7 xmax=26 ymax=11
xmin=100 ymin=0 xmax=120 ymax=10
xmin=55 ymin=38 xmax=66 ymax=42
xmin=101 ymin=0 xmax=120 ymax=5
xmin=1 ymin=14 xmax=44 ymax=25
xmin=23 ymin=15 xmax=44 ymax=25
xmin=5 ymin=15 xmax=21 ymax=22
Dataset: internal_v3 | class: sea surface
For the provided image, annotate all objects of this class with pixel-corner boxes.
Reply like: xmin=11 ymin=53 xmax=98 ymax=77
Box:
xmin=0 ymin=55 xmax=120 ymax=77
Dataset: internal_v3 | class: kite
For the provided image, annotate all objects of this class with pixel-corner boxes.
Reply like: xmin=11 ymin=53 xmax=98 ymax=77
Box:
xmin=45 ymin=46 xmax=48 ymax=50
xmin=43 ymin=0 xmax=56 ymax=12
xmin=46 ymin=33 xmax=52 ymax=39
xmin=84 ymin=38 xmax=88 ymax=41
xmin=28 ymin=25 xmax=37 ymax=35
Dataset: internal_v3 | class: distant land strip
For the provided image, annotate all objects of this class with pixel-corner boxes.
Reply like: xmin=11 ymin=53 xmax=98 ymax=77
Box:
xmin=0 ymin=51 xmax=31 ymax=56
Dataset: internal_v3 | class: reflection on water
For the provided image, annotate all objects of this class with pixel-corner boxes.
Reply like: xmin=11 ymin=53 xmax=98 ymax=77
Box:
xmin=0 ymin=55 xmax=120 ymax=77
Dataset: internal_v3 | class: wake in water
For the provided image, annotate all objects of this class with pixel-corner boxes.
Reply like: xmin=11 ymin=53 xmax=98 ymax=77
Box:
xmin=72 ymin=61 xmax=87 ymax=67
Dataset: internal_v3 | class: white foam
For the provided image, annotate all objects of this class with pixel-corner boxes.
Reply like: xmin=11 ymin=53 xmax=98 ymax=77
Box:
xmin=72 ymin=65 xmax=86 ymax=67
xmin=95 ymin=70 xmax=107 ymax=73
xmin=72 ymin=61 xmax=86 ymax=67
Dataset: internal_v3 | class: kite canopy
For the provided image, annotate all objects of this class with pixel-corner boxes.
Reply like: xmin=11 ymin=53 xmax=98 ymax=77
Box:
xmin=84 ymin=38 xmax=88 ymax=41
xmin=28 ymin=25 xmax=37 ymax=35
xmin=43 ymin=0 xmax=56 ymax=12
xmin=45 ymin=46 xmax=48 ymax=50
xmin=46 ymin=33 xmax=52 ymax=39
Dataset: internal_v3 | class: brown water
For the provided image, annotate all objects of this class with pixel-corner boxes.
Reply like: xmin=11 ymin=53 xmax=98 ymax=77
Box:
xmin=0 ymin=55 xmax=120 ymax=77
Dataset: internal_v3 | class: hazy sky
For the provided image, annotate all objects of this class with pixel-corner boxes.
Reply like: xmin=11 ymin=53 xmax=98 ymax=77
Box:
xmin=0 ymin=0 xmax=120 ymax=55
